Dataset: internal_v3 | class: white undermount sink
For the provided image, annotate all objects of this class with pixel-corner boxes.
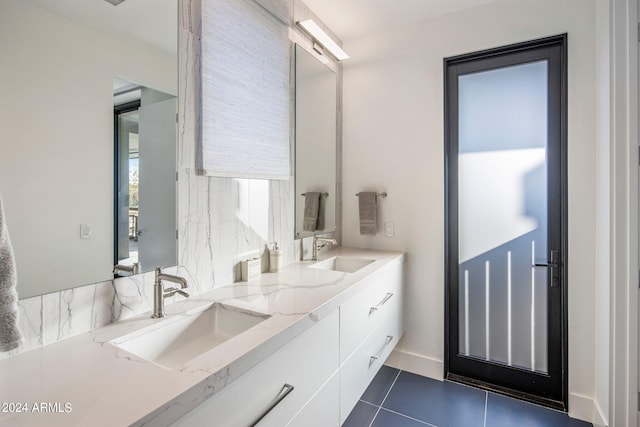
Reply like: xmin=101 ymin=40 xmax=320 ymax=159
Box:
xmin=309 ymin=256 xmax=375 ymax=273
xmin=109 ymin=302 xmax=270 ymax=370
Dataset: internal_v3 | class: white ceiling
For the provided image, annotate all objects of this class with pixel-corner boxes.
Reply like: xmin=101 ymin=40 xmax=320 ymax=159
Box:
xmin=22 ymin=0 xmax=495 ymax=58
xmin=22 ymin=0 xmax=177 ymax=56
xmin=302 ymin=0 xmax=497 ymax=42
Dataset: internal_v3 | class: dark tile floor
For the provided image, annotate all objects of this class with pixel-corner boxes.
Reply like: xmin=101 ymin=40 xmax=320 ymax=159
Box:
xmin=343 ymin=366 xmax=593 ymax=427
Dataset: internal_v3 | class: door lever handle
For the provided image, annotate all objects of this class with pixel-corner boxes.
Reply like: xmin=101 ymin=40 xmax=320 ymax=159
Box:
xmin=533 ymin=262 xmax=558 ymax=268
xmin=532 ymin=250 xmax=560 ymax=288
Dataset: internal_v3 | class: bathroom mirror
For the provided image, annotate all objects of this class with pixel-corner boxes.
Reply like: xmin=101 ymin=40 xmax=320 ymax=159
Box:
xmin=0 ymin=0 xmax=178 ymax=299
xmin=294 ymin=44 xmax=337 ymax=238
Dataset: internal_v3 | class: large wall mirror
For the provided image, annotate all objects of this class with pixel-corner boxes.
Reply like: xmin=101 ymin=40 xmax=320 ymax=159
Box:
xmin=294 ymin=44 xmax=337 ymax=238
xmin=0 ymin=0 xmax=178 ymax=299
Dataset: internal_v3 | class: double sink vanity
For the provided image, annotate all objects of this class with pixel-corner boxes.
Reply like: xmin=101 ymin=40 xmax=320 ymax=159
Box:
xmin=0 ymin=248 xmax=404 ymax=426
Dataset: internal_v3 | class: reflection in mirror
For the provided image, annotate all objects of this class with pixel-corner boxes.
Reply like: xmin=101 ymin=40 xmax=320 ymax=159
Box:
xmin=295 ymin=45 xmax=337 ymax=238
xmin=0 ymin=0 xmax=177 ymax=298
xmin=114 ymin=82 xmax=177 ymax=274
xmin=114 ymin=84 xmax=142 ymax=271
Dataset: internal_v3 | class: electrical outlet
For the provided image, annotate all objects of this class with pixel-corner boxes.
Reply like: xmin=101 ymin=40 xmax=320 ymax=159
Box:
xmin=80 ymin=223 xmax=92 ymax=239
xmin=384 ymin=221 xmax=394 ymax=237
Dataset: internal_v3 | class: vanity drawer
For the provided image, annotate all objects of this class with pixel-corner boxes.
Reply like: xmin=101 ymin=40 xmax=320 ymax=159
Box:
xmin=339 ymin=309 xmax=403 ymax=424
xmin=286 ymin=371 xmax=339 ymax=427
xmin=340 ymin=260 xmax=403 ymax=363
xmin=175 ymin=310 xmax=339 ymax=427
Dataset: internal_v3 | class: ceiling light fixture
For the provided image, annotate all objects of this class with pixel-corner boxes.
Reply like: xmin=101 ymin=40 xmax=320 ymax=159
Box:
xmin=297 ymin=19 xmax=349 ymax=61
xmin=104 ymin=0 xmax=126 ymax=6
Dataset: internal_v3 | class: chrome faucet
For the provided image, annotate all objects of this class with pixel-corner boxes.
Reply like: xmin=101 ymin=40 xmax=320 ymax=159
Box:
xmin=113 ymin=262 xmax=139 ymax=276
xmin=312 ymin=233 xmax=337 ymax=261
xmin=152 ymin=267 xmax=189 ymax=318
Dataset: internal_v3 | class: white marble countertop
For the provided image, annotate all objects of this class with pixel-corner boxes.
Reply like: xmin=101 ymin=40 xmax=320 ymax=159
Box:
xmin=0 ymin=247 xmax=404 ymax=426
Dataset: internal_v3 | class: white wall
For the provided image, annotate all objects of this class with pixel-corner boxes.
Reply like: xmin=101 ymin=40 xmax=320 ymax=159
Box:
xmin=593 ymin=1 xmax=610 ymax=425
xmin=341 ymin=0 xmax=598 ymax=421
xmin=0 ymin=0 xmax=176 ymax=298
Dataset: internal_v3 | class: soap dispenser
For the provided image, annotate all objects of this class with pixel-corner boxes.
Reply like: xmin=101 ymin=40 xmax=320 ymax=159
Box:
xmin=269 ymin=242 xmax=281 ymax=273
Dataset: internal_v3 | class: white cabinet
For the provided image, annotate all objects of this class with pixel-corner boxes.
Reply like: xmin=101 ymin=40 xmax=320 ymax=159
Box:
xmin=340 ymin=262 xmax=403 ymax=363
xmin=174 ymin=256 xmax=404 ymax=427
xmin=286 ymin=372 xmax=340 ymax=427
xmin=339 ymin=259 xmax=404 ymax=424
xmin=339 ymin=310 xmax=403 ymax=423
xmin=174 ymin=310 xmax=339 ymax=427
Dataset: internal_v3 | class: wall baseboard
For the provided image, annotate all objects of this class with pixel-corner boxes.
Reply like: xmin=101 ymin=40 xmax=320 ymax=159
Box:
xmin=569 ymin=393 xmax=595 ymax=424
xmin=385 ymin=348 xmax=444 ymax=380
xmin=592 ymin=399 xmax=608 ymax=427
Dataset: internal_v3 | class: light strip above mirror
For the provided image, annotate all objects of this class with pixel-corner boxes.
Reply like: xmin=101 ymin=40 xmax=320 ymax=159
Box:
xmin=297 ymin=19 xmax=349 ymax=61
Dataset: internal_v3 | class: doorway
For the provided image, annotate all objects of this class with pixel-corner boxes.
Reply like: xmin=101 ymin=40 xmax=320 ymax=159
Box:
xmin=113 ymin=79 xmax=178 ymax=274
xmin=444 ymin=35 xmax=568 ymax=409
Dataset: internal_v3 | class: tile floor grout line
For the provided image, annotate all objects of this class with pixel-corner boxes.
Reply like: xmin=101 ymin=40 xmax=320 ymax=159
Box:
xmin=379 ymin=369 xmax=402 ymax=407
xmin=359 ymin=399 xmax=380 ymax=408
xmin=368 ymin=368 xmax=402 ymax=427
xmin=367 ymin=404 xmax=382 ymax=426
xmin=483 ymin=391 xmax=488 ymax=427
xmin=379 ymin=407 xmax=439 ymax=427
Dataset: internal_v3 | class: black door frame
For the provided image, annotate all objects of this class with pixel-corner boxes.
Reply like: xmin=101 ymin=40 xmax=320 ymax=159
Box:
xmin=113 ymin=100 xmax=142 ymax=269
xmin=444 ymin=34 xmax=568 ymax=410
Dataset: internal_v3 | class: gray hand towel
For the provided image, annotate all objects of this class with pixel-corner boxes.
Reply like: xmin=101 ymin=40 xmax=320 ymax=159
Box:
xmin=303 ymin=192 xmax=321 ymax=231
xmin=0 ymin=195 xmax=23 ymax=352
xmin=358 ymin=192 xmax=378 ymax=236
xmin=316 ymin=194 xmax=325 ymax=231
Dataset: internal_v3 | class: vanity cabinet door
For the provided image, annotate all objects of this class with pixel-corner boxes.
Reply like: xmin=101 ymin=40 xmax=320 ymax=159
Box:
xmin=286 ymin=371 xmax=340 ymax=427
xmin=174 ymin=310 xmax=339 ymax=427
xmin=338 ymin=257 xmax=404 ymax=424
xmin=339 ymin=312 xmax=404 ymax=424
xmin=340 ymin=260 xmax=403 ymax=363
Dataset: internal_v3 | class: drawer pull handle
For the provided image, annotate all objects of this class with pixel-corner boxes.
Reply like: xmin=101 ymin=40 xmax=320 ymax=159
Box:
xmin=250 ymin=383 xmax=295 ymax=426
xmin=369 ymin=293 xmax=394 ymax=315
xmin=369 ymin=335 xmax=394 ymax=367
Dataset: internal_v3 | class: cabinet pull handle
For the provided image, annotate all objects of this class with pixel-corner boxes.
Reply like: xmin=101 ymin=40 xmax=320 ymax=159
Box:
xmin=369 ymin=335 xmax=393 ymax=367
xmin=249 ymin=383 xmax=294 ymax=426
xmin=369 ymin=293 xmax=394 ymax=315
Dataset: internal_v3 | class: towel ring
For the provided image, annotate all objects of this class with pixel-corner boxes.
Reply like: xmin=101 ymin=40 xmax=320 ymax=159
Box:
xmin=301 ymin=192 xmax=329 ymax=198
xmin=356 ymin=192 xmax=387 ymax=198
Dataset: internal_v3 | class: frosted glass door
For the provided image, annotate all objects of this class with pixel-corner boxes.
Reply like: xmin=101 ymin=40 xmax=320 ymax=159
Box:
xmin=458 ymin=61 xmax=548 ymax=373
xmin=445 ymin=35 xmax=566 ymax=406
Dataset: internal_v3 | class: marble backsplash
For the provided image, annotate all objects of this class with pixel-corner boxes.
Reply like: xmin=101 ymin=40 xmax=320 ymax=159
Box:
xmin=0 ymin=0 xmax=298 ymax=361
